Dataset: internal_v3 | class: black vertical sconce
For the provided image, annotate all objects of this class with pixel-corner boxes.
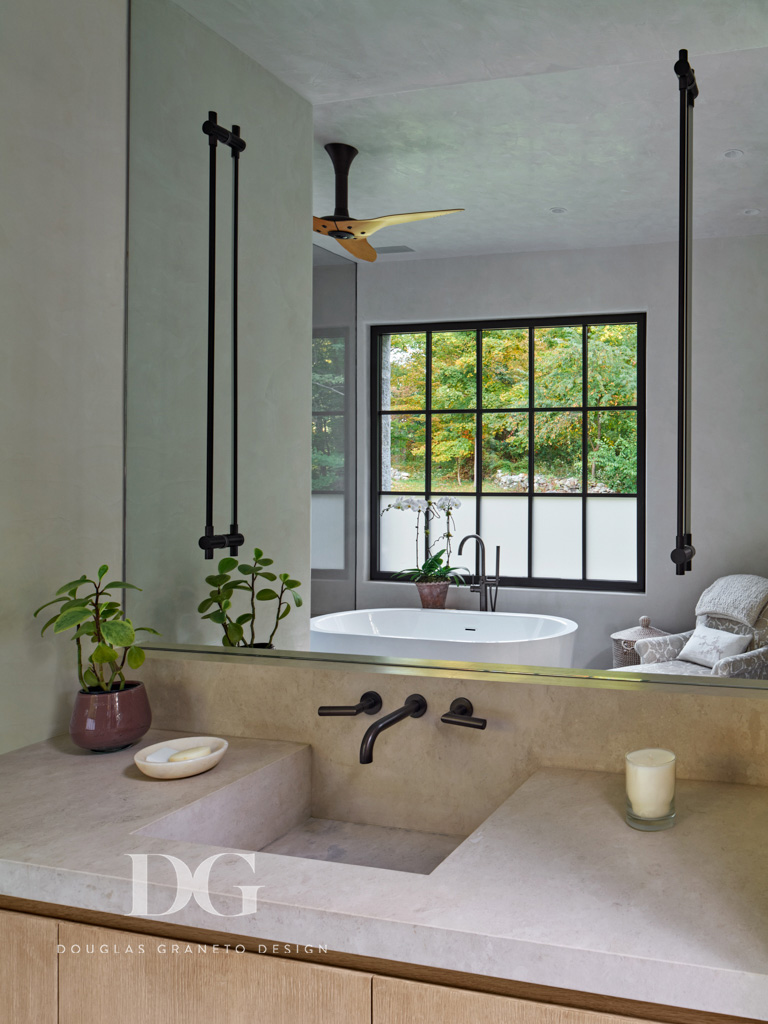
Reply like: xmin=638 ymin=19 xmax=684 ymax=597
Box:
xmin=198 ymin=112 xmax=247 ymax=559
xmin=670 ymin=51 xmax=698 ymax=575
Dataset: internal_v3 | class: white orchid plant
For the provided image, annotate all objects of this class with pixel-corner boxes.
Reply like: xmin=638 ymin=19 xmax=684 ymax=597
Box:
xmin=380 ymin=496 xmax=468 ymax=583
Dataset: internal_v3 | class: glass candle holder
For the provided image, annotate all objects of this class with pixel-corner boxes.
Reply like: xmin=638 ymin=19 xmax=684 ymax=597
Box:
xmin=625 ymin=748 xmax=676 ymax=831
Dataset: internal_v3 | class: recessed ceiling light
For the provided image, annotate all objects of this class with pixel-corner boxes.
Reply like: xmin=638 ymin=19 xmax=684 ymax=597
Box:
xmin=549 ymin=206 xmax=567 ymax=214
xmin=744 ymin=208 xmax=762 ymax=216
xmin=724 ymin=149 xmax=744 ymax=159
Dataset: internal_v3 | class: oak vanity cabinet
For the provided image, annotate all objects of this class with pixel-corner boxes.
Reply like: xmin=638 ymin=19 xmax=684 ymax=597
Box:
xmin=57 ymin=923 xmax=372 ymax=1024
xmin=372 ymin=976 xmax=667 ymax=1024
xmin=0 ymin=909 xmax=58 ymax=1023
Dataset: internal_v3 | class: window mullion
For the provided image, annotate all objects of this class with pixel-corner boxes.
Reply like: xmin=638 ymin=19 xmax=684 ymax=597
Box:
xmin=527 ymin=326 xmax=534 ymax=579
xmin=425 ymin=330 xmax=432 ymax=562
xmin=581 ymin=323 xmax=588 ymax=580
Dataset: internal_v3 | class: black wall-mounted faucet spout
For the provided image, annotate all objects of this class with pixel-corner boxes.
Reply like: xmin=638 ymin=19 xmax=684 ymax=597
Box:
xmin=359 ymin=694 xmax=427 ymax=764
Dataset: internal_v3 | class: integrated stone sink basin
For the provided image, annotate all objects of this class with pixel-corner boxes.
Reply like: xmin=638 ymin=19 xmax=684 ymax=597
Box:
xmin=136 ymin=745 xmax=466 ymax=874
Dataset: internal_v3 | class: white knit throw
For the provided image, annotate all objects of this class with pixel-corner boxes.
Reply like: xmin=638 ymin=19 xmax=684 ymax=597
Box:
xmin=695 ymin=574 xmax=768 ymax=627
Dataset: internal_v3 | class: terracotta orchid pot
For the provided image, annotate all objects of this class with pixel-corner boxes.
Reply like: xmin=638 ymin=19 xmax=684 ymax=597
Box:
xmin=69 ymin=681 xmax=151 ymax=753
xmin=415 ymin=582 xmax=450 ymax=609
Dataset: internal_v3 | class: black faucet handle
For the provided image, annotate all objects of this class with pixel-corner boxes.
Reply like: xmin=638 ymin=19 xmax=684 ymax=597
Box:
xmin=318 ymin=691 xmax=382 ymax=717
xmin=441 ymin=697 xmax=487 ymax=730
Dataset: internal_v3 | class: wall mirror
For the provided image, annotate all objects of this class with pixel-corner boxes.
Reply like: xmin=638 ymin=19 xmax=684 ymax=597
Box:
xmin=125 ymin=0 xmax=768 ymax=688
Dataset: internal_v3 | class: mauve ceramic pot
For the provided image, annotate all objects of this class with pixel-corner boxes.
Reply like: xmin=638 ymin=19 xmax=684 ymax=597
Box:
xmin=415 ymin=582 xmax=450 ymax=609
xmin=69 ymin=681 xmax=152 ymax=753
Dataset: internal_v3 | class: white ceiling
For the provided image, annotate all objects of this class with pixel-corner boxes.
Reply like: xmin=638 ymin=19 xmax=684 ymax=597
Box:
xmin=174 ymin=0 xmax=768 ymax=261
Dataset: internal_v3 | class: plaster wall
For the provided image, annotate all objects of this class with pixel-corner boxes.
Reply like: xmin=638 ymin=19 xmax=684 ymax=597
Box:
xmin=0 ymin=0 xmax=127 ymax=752
xmin=353 ymin=236 xmax=768 ymax=669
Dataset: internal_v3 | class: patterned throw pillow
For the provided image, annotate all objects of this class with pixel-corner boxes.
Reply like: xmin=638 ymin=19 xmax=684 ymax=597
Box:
xmin=678 ymin=625 xmax=752 ymax=669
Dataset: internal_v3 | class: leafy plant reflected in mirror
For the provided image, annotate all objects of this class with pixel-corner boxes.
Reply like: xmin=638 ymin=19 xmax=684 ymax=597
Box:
xmin=199 ymin=548 xmax=303 ymax=648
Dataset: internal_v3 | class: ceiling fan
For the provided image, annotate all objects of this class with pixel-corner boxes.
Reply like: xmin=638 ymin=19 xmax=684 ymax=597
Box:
xmin=313 ymin=143 xmax=463 ymax=262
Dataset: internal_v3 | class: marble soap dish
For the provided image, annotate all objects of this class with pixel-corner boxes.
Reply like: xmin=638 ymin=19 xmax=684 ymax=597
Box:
xmin=134 ymin=736 xmax=228 ymax=779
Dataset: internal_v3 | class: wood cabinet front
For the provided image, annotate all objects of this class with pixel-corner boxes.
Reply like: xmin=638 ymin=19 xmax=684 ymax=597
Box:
xmin=58 ymin=923 xmax=372 ymax=1024
xmin=373 ymin=976 xmax=667 ymax=1024
xmin=0 ymin=908 xmax=58 ymax=1024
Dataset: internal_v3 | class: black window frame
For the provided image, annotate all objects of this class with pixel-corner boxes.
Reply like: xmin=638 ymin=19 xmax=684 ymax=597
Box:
xmin=370 ymin=313 xmax=646 ymax=593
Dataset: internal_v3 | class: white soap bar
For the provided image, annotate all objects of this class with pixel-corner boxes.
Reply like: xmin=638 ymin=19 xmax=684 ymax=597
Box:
xmin=168 ymin=745 xmax=212 ymax=762
xmin=144 ymin=746 xmax=178 ymax=764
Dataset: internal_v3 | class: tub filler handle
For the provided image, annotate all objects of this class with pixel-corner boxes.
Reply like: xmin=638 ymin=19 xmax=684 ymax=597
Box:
xmin=440 ymin=698 xmax=487 ymax=730
xmin=318 ymin=691 xmax=383 ymax=717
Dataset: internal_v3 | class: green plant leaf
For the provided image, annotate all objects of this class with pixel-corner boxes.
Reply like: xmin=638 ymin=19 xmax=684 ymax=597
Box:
xmin=72 ymin=623 xmax=97 ymax=639
xmin=53 ymin=607 xmax=92 ymax=633
xmin=258 ymin=558 xmax=274 ymax=566
xmin=278 ymin=572 xmax=289 ymax=582
xmin=101 ymin=620 xmax=136 ymax=647
xmin=208 ymin=610 xmax=227 ymax=624
xmin=291 ymin=593 xmax=303 ymax=607
xmin=256 ymin=588 xmax=278 ymax=601
xmin=205 ymin=574 xmax=230 ymax=588
xmin=135 ymin=626 xmax=160 ymax=635
xmin=55 ymin=576 xmax=89 ymax=596
xmin=225 ymin=623 xmax=243 ymax=644
xmin=83 ymin=668 xmax=99 ymax=688
xmin=235 ymin=613 xmax=252 ymax=625
xmin=252 ymin=548 xmax=263 ymax=560
xmin=284 ymin=579 xmax=301 ymax=589
xmin=126 ymin=645 xmax=145 ymax=670
xmin=237 ymin=565 xmax=258 ymax=575
xmin=278 ymin=605 xmax=291 ymax=620
xmin=91 ymin=642 xmax=118 ymax=664
xmin=222 ymin=635 xmax=233 ymax=647
xmin=104 ymin=581 xmax=142 ymax=591
xmin=57 ymin=598 xmax=93 ymax=614
xmin=218 ymin=557 xmax=238 ymax=573
xmin=33 ymin=596 xmax=67 ymax=617
xmin=39 ymin=614 xmax=60 ymax=636
xmin=97 ymin=565 xmax=109 ymax=579
xmin=259 ymin=571 xmax=277 ymax=581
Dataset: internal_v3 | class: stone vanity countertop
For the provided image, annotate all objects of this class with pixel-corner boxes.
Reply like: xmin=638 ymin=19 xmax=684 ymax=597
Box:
xmin=1 ymin=731 xmax=768 ymax=1020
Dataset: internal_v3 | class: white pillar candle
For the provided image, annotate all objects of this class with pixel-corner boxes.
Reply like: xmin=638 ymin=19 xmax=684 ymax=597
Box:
xmin=625 ymin=748 xmax=676 ymax=819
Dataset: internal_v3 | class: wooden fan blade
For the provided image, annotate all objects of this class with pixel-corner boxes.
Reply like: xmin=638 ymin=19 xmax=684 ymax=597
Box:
xmin=352 ymin=209 xmax=463 ymax=237
xmin=336 ymin=237 xmax=377 ymax=262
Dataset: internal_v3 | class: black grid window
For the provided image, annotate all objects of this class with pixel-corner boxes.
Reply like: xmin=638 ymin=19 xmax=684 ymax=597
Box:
xmin=371 ymin=315 xmax=646 ymax=592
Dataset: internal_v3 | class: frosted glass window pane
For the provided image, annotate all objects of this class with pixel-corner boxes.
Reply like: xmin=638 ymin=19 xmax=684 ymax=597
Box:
xmin=311 ymin=494 xmax=345 ymax=570
xmin=480 ymin=497 xmax=528 ymax=577
xmin=532 ymin=498 xmax=582 ymax=579
xmin=435 ymin=496 xmax=475 ymax=570
xmin=587 ymin=498 xmax=637 ymax=581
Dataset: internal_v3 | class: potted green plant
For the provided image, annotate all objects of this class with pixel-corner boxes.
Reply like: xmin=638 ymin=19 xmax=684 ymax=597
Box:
xmin=394 ymin=549 xmax=468 ymax=608
xmin=198 ymin=547 xmax=303 ymax=648
xmin=381 ymin=497 xmax=467 ymax=608
xmin=33 ymin=566 xmax=159 ymax=752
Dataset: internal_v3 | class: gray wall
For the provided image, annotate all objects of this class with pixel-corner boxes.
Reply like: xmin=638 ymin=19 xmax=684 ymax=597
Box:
xmin=125 ymin=0 xmax=313 ymax=650
xmin=0 ymin=0 xmax=127 ymax=752
xmin=355 ymin=236 xmax=768 ymax=669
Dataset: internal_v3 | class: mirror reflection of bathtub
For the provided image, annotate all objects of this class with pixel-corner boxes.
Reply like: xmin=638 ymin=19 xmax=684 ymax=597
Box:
xmin=310 ymin=609 xmax=578 ymax=668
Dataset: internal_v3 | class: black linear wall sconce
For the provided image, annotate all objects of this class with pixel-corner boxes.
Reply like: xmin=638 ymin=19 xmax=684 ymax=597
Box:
xmin=198 ymin=111 xmax=247 ymax=559
xmin=670 ymin=51 xmax=699 ymax=575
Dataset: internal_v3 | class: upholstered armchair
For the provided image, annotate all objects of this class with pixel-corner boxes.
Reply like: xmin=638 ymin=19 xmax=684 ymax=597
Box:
xmin=629 ymin=575 xmax=768 ymax=680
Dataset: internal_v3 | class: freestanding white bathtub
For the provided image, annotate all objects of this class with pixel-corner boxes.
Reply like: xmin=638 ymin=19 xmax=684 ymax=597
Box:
xmin=310 ymin=608 xmax=578 ymax=668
